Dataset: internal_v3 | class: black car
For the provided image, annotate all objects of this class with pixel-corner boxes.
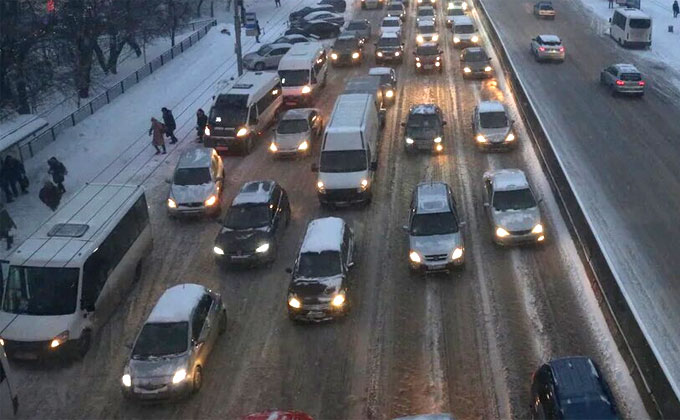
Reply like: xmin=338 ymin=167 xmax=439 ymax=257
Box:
xmin=286 ymin=20 xmax=341 ymax=39
xmin=330 ymin=34 xmax=364 ymax=66
xmin=402 ymin=104 xmax=446 ymax=153
xmin=213 ymin=180 xmax=291 ymax=266
xmin=460 ymin=46 xmax=493 ymax=78
xmin=414 ymin=42 xmax=443 ymax=73
xmin=375 ymin=32 xmax=404 ymax=64
xmin=318 ymin=0 xmax=347 ymax=12
xmin=530 ymin=357 xmax=618 ymax=420
xmin=289 ymin=4 xmax=335 ymax=23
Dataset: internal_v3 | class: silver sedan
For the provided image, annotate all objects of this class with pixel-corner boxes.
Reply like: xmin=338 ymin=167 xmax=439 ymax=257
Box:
xmin=530 ymin=34 xmax=565 ymax=62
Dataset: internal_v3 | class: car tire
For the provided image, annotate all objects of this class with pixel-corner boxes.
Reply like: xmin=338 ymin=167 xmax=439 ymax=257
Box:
xmin=192 ymin=366 xmax=203 ymax=393
xmin=218 ymin=310 xmax=227 ymax=335
xmin=254 ymin=62 xmax=265 ymax=71
xmin=76 ymin=329 xmax=92 ymax=359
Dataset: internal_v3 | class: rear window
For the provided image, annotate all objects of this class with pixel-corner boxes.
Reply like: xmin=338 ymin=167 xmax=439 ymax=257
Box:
xmin=388 ymin=4 xmax=403 ymax=10
xmin=629 ymin=18 xmax=651 ymax=29
xmin=541 ymin=39 xmax=561 ymax=46
xmin=620 ymin=72 xmax=641 ymax=81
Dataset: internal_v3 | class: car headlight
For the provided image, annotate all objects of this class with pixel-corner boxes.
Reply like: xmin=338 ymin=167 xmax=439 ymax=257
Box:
xmin=462 ymin=2 xmax=468 ymax=8
xmin=50 ymin=330 xmax=69 ymax=349
xmin=288 ymin=296 xmax=301 ymax=308
xmin=464 ymin=67 xmax=471 ymax=73
xmin=167 ymin=198 xmax=177 ymax=208
xmin=301 ymin=85 xmax=311 ymax=94
xmin=298 ymin=140 xmax=309 ymax=150
xmin=405 ymin=137 xmax=414 ymax=144
xmin=496 ymin=227 xmax=510 ymax=237
xmin=172 ymin=369 xmax=187 ymax=384
xmin=331 ymin=293 xmax=346 ymax=307
xmin=471 ymin=35 xmax=479 ymax=42
xmin=451 ymin=247 xmax=464 ymax=260
xmin=213 ymin=246 xmax=224 ymax=255
xmin=377 ymin=51 xmax=384 ymax=57
xmin=204 ymin=195 xmax=217 ymax=207
xmin=416 ymin=35 xmax=424 ymax=43
xmin=435 ymin=144 xmax=443 ymax=152
xmin=432 ymin=34 xmax=439 ymax=41
xmin=415 ymin=56 xmax=420 ymax=62
xmin=204 ymin=126 xmax=211 ymax=136
xmin=434 ymin=136 xmax=442 ymax=143
xmin=532 ymin=224 xmax=543 ymax=234
xmin=395 ymin=51 xmax=401 ymax=56
xmin=316 ymin=181 xmax=325 ymax=192
xmin=386 ymin=89 xmax=394 ymax=98
xmin=0 ymin=337 xmax=4 ymax=346
xmin=331 ymin=53 xmax=338 ymax=60
xmin=453 ymin=37 xmax=460 ymax=43
xmin=476 ymin=134 xmax=487 ymax=143
xmin=409 ymin=251 xmax=421 ymax=263
xmin=505 ymin=133 xmax=515 ymax=142
xmin=435 ymin=61 xmax=441 ymax=67
xmin=484 ymin=66 xmax=492 ymax=72
xmin=269 ymin=142 xmax=278 ymax=152
xmin=122 ymin=373 xmax=132 ymax=387
xmin=236 ymin=127 xmax=248 ymax=137
xmin=255 ymin=243 xmax=270 ymax=253
xmin=360 ymin=178 xmax=369 ymax=191
xmin=352 ymin=52 xmax=360 ymax=59
xmin=416 ymin=62 xmax=422 ymax=68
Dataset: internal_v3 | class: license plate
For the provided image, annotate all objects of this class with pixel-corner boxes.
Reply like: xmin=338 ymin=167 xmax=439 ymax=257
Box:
xmin=307 ymin=311 xmax=324 ymax=318
xmin=424 ymin=64 xmax=433 ymax=69
xmin=14 ymin=352 xmax=39 ymax=360
xmin=231 ymin=254 xmax=250 ymax=260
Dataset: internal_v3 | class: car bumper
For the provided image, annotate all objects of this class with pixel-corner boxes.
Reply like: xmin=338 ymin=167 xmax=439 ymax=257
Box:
xmin=2 ymin=338 xmax=75 ymax=360
xmin=405 ymin=140 xmax=444 ymax=152
xmin=122 ymin=381 xmax=192 ymax=401
xmin=168 ymin=203 xmax=219 ymax=217
xmin=463 ymin=68 xmax=493 ymax=78
xmin=331 ymin=56 xmax=361 ymax=66
xmin=216 ymin=250 xmax=272 ymax=266
xmin=536 ymin=52 xmax=565 ymax=61
xmin=410 ymin=258 xmax=464 ymax=273
xmin=494 ymin=232 xmax=545 ymax=246
xmin=416 ymin=62 xmax=443 ymax=71
xmin=288 ymin=303 xmax=347 ymax=321
xmin=204 ymin=135 xmax=247 ymax=151
xmin=375 ymin=53 xmax=403 ymax=62
xmin=318 ymin=188 xmax=371 ymax=205
xmin=452 ymin=38 xmax=479 ymax=48
xmin=614 ymin=86 xmax=645 ymax=94
xmin=476 ymin=140 xmax=516 ymax=151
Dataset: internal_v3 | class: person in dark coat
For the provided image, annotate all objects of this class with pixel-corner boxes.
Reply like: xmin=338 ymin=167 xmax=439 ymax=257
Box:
xmin=0 ymin=161 xmax=14 ymax=203
xmin=47 ymin=156 xmax=67 ymax=193
xmin=39 ymin=180 xmax=61 ymax=211
xmin=674 ymin=0 xmax=679 ymax=17
xmin=161 ymin=107 xmax=178 ymax=144
xmin=4 ymin=155 xmax=28 ymax=195
xmin=196 ymin=108 xmax=208 ymax=141
xmin=275 ymin=0 xmax=281 ymax=7
xmin=0 ymin=204 xmax=16 ymax=250
xmin=149 ymin=117 xmax=167 ymax=154
xmin=255 ymin=20 xmax=262 ymax=43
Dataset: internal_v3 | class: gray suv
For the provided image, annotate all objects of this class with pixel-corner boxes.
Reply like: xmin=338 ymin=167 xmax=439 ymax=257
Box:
xmin=404 ymin=182 xmax=465 ymax=272
xmin=472 ymin=101 xmax=516 ymax=150
xmin=483 ymin=169 xmax=546 ymax=245
xmin=121 ymin=284 xmax=226 ymax=400
xmin=167 ymin=148 xmax=224 ymax=217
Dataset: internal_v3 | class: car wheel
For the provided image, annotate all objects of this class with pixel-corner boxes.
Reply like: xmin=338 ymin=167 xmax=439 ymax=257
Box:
xmin=76 ymin=329 xmax=92 ymax=359
xmin=254 ymin=62 xmax=265 ymax=71
xmin=192 ymin=366 xmax=203 ymax=393
xmin=218 ymin=310 xmax=227 ymax=335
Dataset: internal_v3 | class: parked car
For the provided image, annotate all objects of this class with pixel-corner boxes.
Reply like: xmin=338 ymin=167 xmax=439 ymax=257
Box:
xmin=317 ymin=0 xmax=347 ymax=12
xmin=472 ymin=100 xmax=516 ymax=150
xmin=272 ymin=34 xmax=316 ymax=44
xmin=270 ymin=108 xmax=324 ymax=157
xmin=533 ymin=1 xmax=555 ymax=19
xmin=286 ymin=217 xmax=355 ymax=322
xmin=417 ymin=0 xmax=437 ymax=8
xmin=289 ymin=5 xmax=335 ymax=23
xmin=242 ymin=43 xmax=292 ymax=71
xmin=414 ymin=42 xmax=443 ymax=73
xmin=403 ymin=103 xmax=446 ymax=153
xmin=121 ymin=284 xmax=226 ymax=401
xmin=213 ymin=180 xmax=291 ymax=266
xmin=368 ymin=67 xmax=398 ymax=105
xmin=330 ymin=34 xmax=364 ymax=66
xmin=374 ymin=32 xmax=404 ymax=64
xmin=448 ymin=0 xmax=468 ymax=11
xmin=600 ymin=63 xmax=645 ymax=96
xmin=451 ymin=16 xmax=479 ymax=47
xmin=460 ymin=46 xmax=493 ymax=78
xmin=300 ymin=10 xmax=345 ymax=26
xmin=482 ymin=169 xmax=546 ymax=245
xmin=530 ymin=357 xmax=618 ymax=419
xmin=167 ymin=148 xmax=224 ymax=217
xmin=344 ymin=19 xmax=372 ymax=44
xmin=386 ymin=2 xmax=406 ymax=20
xmin=404 ymin=182 xmax=465 ymax=272
xmin=530 ymin=34 xmax=565 ymax=62
xmin=286 ymin=21 xmax=341 ymax=39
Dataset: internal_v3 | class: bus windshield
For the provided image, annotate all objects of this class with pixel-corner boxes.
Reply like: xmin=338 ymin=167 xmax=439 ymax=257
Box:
xmin=279 ymin=70 xmax=310 ymax=87
xmin=2 ymin=266 xmax=79 ymax=315
xmin=210 ymin=94 xmax=249 ymax=126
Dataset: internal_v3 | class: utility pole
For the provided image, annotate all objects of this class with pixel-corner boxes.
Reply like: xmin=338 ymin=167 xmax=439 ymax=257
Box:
xmin=234 ymin=0 xmax=244 ymax=76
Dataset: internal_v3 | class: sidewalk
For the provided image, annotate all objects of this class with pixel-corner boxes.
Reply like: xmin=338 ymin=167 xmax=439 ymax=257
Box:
xmin=0 ymin=0 xmax=334 ymax=260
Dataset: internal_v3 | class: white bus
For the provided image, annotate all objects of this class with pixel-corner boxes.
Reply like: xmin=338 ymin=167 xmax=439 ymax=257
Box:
xmin=0 ymin=183 xmax=152 ymax=360
xmin=0 ymin=342 xmax=18 ymax=418
xmin=610 ymin=8 xmax=652 ymax=48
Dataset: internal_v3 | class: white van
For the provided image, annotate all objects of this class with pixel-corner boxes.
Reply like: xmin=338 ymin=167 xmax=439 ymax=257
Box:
xmin=312 ymin=94 xmax=380 ymax=207
xmin=610 ymin=8 xmax=652 ymax=48
xmin=0 ymin=343 xmax=18 ymax=418
xmin=0 ymin=183 xmax=152 ymax=360
xmin=278 ymin=42 xmax=328 ymax=107
xmin=204 ymin=71 xmax=283 ymax=154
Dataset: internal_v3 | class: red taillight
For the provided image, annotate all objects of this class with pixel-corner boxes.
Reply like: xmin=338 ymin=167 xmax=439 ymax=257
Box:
xmin=615 ymin=80 xmax=625 ymax=86
xmin=559 ymin=46 xmax=565 ymax=52
xmin=638 ymin=81 xmax=645 ymax=86
xmin=538 ymin=46 xmax=545 ymax=52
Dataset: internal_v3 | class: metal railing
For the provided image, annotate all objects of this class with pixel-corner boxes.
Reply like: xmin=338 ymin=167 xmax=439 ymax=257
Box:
xmin=14 ymin=19 xmax=217 ymax=163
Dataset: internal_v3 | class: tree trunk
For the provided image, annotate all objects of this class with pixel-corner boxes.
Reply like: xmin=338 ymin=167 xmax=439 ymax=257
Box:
xmin=93 ymin=41 xmax=108 ymax=73
xmin=77 ymin=40 xmax=94 ymax=98
xmin=196 ymin=0 xmax=204 ymax=17
xmin=127 ymin=38 xmax=142 ymax=57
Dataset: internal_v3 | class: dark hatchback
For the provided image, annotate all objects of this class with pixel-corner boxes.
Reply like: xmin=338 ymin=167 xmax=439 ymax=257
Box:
xmin=375 ymin=33 xmax=404 ymax=64
xmin=414 ymin=42 xmax=443 ymax=72
xmin=330 ymin=34 xmax=364 ymax=66
xmin=213 ymin=180 xmax=290 ymax=267
xmin=403 ymin=104 xmax=446 ymax=153
xmin=460 ymin=47 xmax=493 ymax=78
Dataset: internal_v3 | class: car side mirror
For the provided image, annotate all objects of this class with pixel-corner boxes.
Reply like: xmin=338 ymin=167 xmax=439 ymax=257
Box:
xmin=165 ymin=177 xmax=172 ymax=184
xmin=483 ymin=202 xmax=490 ymax=208
xmin=311 ymin=163 xmax=319 ymax=172
xmin=370 ymin=161 xmax=378 ymax=171
xmin=402 ymin=224 xmax=409 ymax=232
xmin=285 ymin=267 xmax=293 ymax=274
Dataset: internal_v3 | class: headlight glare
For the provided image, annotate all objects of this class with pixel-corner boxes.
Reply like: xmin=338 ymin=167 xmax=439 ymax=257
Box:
xmin=454 ymin=37 xmax=461 ymax=43
xmin=204 ymin=195 xmax=217 ymax=207
xmin=434 ymin=136 xmax=442 ymax=143
xmin=496 ymin=227 xmax=510 ymax=237
xmin=316 ymin=181 xmax=325 ymax=191
xmin=50 ymin=330 xmax=69 ymax=349
xmin=377 ymin=51 xmax=383 ymax=57
xmin=301 ymin=85 xmax=312 ymax=94
xmin=269 ymin=142 xmax=278 ymax=152
xmin=360 ymin=178 xmax=369 ymax=190
xmin=409 ymin=251 xmax=421 ymax=263
xmin=505 ymin=133 xmax=515 ymax=142
xmin=471 ymin=35 xmax=479 ymax=42
xmin=331 ymin=53 xmax=338 ymax=60
xmin=213 ymin=246 xmax=225 ymax=255
xmin=122 ymin=374 xmax=132 ymax=387
xmin=484 ymin=66 xmax=492 ymax=72
xmin=417 ymin=35 xmax=424 ymax=43
xmin=298 ymin=140 xmax=309 ymax=150
xmin=352 ymin=52 xmax=360 ymax=59
xmin=386 ymin=89 xmax=394 ymax=98
xmin=432 ymin=34 xmax=439 ymax=42
xmin=532 ymin=224 xmax=544 ymax=234
xmin=464 ymin=67 xmax=471 ymax=73
xmin=395 ymin=51 xmax=401 ymax=56
xmin=405 ymin=137 xmax=414 ymax=144
xmin=451 ymin=247 xmax=464 ymax=260
xmin=331 ymin=293 xmax=346 ymax=307
xmin=167 ymin=198 xmax=177 ymax=208
xmin=204 ymin=126 xmax=211 ymax=136
xmin=476 ymin=134 xmax=487 ymax=143
xmin=255 ymin=243 xmax=270 ymax=253
xmin=172 ymin=369 xmax=187 ymax=384
xmin=236 ymin=127 xmax=248 ymax=137
xmin=288 ymin=297 xmax=301 ymax=308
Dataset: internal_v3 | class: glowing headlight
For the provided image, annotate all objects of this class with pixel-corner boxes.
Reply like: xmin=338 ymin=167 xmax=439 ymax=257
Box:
xmin=435 ymin=61 xmax=441 ymax=67
xmin=167 ymin=198 xmax=177 ymax=208
xmin=386 ymin=89 xmax=394 ymax=98
xmin=505 ymin=133 xmax=515 ymax=142
xmin=451 ymin=247 xmax=464 ymax=260
xmin=471 ymin=35 xmax=479 ymax=42
xmin=50 ymin=330 xmax=69 ymax=349
xmin=215 ymin=117 xmax=222 ymax=123
xmin=360 ymin=178 xmax=369 ymax=190
xmin=213 ymin=246 xmax=224 ymax=255
xmin=255 ymin=243 xmax=270 ymax=253
xmin=434 ymin=136 xmax=442 ymax=143
xmin=435 ymin=144 xmax=443 ymax=151
xmin=462 ymin=2 xmax=468 ymax=8
xmin=204 ymin=126 xmax=211 ymax=136
xmin=432 ymin=34 xmax=439 ymax=42
xmin=352 ymin=52 xmax=360 ymax=59
xmin=496 ymin=227 xmax=510 ymax=237
xmin=122 ymin=374 xmax=132 ymax=387
xmin=395 ymin=51 xmax=401 ymax=56
xmin=484 ymin=66 xmax=492 ymax=72
xmin=377 ymin=51 xmax=384 ymax=57
xmin=301 ymin=85 xmax=312 ymax=94
xmin=269 ymin=142 xmax=278 ymax=152
xmin=415 ymin=56 xmax=421 ymax=62
xmin=409 ymin=251 xmax=421 ymax=263
xmin=453 ymin=37 xmax=461 ymax=43
xmin=204 ymin=195 xmax=217 ymax=207
xmin=464 ymin=67 xmax=471 ymax=73
xmin=316 ymin=181 xmax=325 ymax=191
xmin=418 ymin=0 xmax=423 ymax=3
xmin=172 ymin=369 xmax=187 ymax=384
xmin=532 ymin=224 xmax=544 ymax=234
xmin=331 ymin=53 xmax=338 ymax=60
xmin=417 ymin=35 xmax=424 ymax=43
xmin=298 ymin=140 xmax=309 ymax=150
xmin=0 ymin=338 xmax=4 ymax=346
xmin=405 ymin=137 xmax=414 ymax=144
xmin=476 ymin=135 xmax=487 ymax=143
xmin=288 ymin=297 xmax=301 ymax=308
xmin=331 ymin=293 xmax=346 ymax=307
xmin=416 ymin=62 xmax=422 ymax=68
xmin=236 ymin=127 xmax=248 ymax=137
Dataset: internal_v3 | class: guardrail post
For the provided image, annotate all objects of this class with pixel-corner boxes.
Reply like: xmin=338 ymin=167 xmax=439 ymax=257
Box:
xmin=71 ymin=113 xmax=75 ymax=126
xmin=106 ymin=90 xmax=110 ymax=104
xmin=28 ymin=142 xmax=34 ymax=158
xmin=89 ymin=102 xmax=94 ymax=114
xmin=121 ymin=80 xmax=125 ymax=94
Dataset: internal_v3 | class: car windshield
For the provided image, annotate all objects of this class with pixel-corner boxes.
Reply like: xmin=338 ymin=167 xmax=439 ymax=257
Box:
xmin=383 ymin=19 xmax=400 ymax=27
xmin=334 ymin=38 xmax=357 ymax=49
xmin=279 ymin=69 xmax=310 ymax=86
xmin=256 ymin=45 xmax=273 ymax=56
xmin=223 ymin=203 xmax=271 ymax=229
xmin=447 ymin=8 xmax=465 ymax=15
xmin=320 ymin=150 xmax=367 ymax=172
xmin=378 ymin=74 xmax=393 ymax=84
xmin=417 ymin=45 xmax=439 ymax=55
xmin=2 ymin=266 xmax=79 ymax=315
xmin=540 ymin=4 xmax=553 ymax=9
xmin=464 ymin=49 xmax=488 ymax=61
xmin=419 ymin=25 xmax=435 ymax=33
xmin=493 ymin=188 xmax=536 ymax=211
xmin=278 ymin=118 xmax=309 ymax=134
xmin=480 ymin=111 xmax=508 ymax=129
xmin=378 ymin=37 xmax=401 ymax=47
xmin=629 ymin=18 xmax=651 ymax=29
xmin=388 ymin=4 xmax=402 ymax=10
xmin=347 ymin=22 xmax=367 ymax=30
xmin=210 ymin=94 xmax=249 ymax=126
xmin=620 ymin=72 xmax=642 ymax=81
xmin=408 ymin=113 xmax=440 ymax=128
xmin=411 ymin=212 xmax=459 ymax=236
xmin=456 ymin=24 xmax=475 ymax=33
xmin=297 ymin=251 xmax=342 ymax=278
xmin=418 ymin=9 xmax=434 ymax=16
xmin=132 ymin=322 xmax=188 ymax=358
xmin=173 ymin=167 xmax=211 ymax=185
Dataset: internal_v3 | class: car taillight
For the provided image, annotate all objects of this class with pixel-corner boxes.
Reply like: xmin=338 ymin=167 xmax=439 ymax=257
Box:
xmin=559 ymin=47 xmax=564 ymax=52
xmin=538 ymin=46 xmax=545 ymax=52
xmin=638 ymin=81 xmax=645 ymax=86
xmin=615 ymin=80 xmax=625 ymax=86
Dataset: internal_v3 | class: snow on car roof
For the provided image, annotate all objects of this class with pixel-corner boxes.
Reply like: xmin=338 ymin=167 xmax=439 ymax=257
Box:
xmin=176 ymin=147 xmax=213 ymax=169
xmin=489 ymin=169 xmax=529 ymax=191
xmin=369 ymin=67 xmax=392 ymax=75
xmin=411 ymin=103 xmax=438 ymax=114
xmin=478 ymin=100 xmax=505 ymax=114
xmin=300 ymin=217 xmax=345 ymax=253
xmin=452 ymin=15 xmax=474 ymax=25
xmin=147 ymin=283 xmax=206 ymax=323
xmin=416 ymin=182 xmax=450 ymax=214
xmin=232 ymin=180 xmax=275 ymax=205
xmin=539 ymin=34 xmax=561 ymax=43
xmin=617 ymin=7 xmax=650 ymax=18
xmin=281 ymin=108 xmax=316 ymax=120
xmin=614 ymin=63 xmax=640 ymax=73
xmin=383 ymin=16 xmax=401 ymax=22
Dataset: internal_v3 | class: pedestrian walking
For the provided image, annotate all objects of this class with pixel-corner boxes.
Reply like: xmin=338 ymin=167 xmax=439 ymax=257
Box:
xmin=47 ymin=156 xmax=67 ymax=194
xmin=608 ymin=0 xmax=614 ymax=8
xmin=255 ymin=20 xmax=262 ymax=43
xmin=0 ymin=161 xmax=14 ymax=203
xmin=161 ymin=107 xmax=179 ymax=144
xmin=4 ymin=155 xmax=28 ymax=195
xmin=0 ymin=204 xmax=16 ymax=250
xmin=149 ymin=117 xmax=167 ymax=154
xmin=674 ymin=0 xmax=679 ymax=17
xmin=275 ymin=0 xmax=281 ymax=7
xmin=39 ymin=180 xmax=62 ymax=211
xmin=196 ymin=108 xmax=208 ymax=142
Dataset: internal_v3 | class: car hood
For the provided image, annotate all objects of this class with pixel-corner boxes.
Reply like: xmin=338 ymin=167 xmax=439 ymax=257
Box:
xmin=406 ymin=126 xmax=441 ymax=140
xmin=170 ymin=182 xmax=216 ymax=205
xmin=128 ymin=352 xmax=190 ymax=380
xmin=479 ymin=126 xmax=511 ymax=143
xmin=290 ymin=275 xmax=343 ymax=301
xmin=318 ymin=170 xmax=367 ymax=189
xmin=242 ymin=52 xmax=262 ymax=62
xmin=275 ymin=132 xmax=309 ymax=149
xmin=216 ymin=226 xmax=272 ymax=251
xmin=0 ymin=311 xmax=73 ymax=341
xmin=409 ymin=232 xmax=462 ymax=256
xmin=377 ymin=45 xmax=401 ymax=52
xmin=492 ymin=207 xmax=541 ymax=232
xmin=333 ymin=47 xmax=357 ymax=54
xmin=416 ymin=54 xmax=440 ymax=64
